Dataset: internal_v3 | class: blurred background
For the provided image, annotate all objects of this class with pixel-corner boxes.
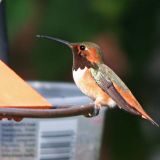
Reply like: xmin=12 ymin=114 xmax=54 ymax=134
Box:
xmin=0 ymin=0 xmax=160 ymax=159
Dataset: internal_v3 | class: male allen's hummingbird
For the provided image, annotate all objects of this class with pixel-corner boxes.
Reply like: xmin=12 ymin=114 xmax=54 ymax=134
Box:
xmin=37 ymin=35 xmax=158 ymax=126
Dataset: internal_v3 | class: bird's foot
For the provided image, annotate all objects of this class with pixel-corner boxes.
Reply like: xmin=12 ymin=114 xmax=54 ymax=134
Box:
xmin=85 ymin=104 xmax=100 ymax=118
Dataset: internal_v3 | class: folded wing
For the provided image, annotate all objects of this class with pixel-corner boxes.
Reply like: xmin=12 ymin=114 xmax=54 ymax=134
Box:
xmin=91 ymin=64 xmax=158 ymax=126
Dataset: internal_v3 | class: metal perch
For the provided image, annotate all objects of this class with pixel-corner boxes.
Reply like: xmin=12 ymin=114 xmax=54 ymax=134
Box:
xmin=0 ymin=104 xmax=95 ymax=119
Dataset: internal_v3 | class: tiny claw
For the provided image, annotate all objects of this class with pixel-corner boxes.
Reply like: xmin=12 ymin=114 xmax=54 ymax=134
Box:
xmin=85 ymin=106 xmax=100 ymax=118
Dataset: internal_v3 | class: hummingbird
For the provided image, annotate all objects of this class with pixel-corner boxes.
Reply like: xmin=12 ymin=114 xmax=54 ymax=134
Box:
xmin=37 ymin=35 xmax=158 ymax=126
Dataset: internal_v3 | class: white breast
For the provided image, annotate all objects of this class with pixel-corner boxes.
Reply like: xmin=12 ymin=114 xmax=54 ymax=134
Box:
xmin=73 ymin=67 xmax=88 ymax=82
xmin=72 ymin=67 xmax=89 ymax=95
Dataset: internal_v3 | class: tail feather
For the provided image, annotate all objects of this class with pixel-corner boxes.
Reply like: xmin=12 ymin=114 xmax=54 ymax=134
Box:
xmin=121 ymin=103 xmax=159 ymax=127
xmin=142 ymin=114 xmax=159 ymax=127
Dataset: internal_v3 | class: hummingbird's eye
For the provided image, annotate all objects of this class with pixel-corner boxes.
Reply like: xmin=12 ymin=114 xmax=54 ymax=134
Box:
xmin=79 ymin=45 xmax=86 ymax=51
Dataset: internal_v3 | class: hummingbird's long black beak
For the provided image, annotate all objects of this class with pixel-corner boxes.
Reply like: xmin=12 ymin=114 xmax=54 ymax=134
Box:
xmin=36 ymin=35 xmax=72 ymax=48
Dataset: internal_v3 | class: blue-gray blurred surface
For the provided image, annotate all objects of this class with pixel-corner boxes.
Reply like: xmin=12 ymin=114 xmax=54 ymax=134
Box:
xmin=0 ymin=82 xmax=105 ymax=160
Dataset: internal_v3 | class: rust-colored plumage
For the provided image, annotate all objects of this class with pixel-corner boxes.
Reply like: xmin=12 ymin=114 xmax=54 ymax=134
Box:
xmin=37 ymin=35 xmax=159 ymax=126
